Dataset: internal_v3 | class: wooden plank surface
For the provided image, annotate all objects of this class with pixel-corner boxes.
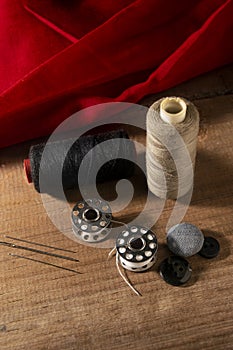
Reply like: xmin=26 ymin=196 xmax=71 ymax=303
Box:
xmin=0 ymin=65 xmax=233 ymax=350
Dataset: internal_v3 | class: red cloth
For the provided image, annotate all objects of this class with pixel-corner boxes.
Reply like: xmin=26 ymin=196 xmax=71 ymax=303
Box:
xmin=0 ymin=0 xmax=232 ymax=148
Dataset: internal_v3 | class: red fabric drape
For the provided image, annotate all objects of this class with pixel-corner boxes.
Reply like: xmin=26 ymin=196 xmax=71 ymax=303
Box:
xmin=0 ymin=0 xmax=232 ymax=148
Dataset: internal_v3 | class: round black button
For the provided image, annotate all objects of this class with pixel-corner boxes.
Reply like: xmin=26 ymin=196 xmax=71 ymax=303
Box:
xmin=159 ymin=256 xmax=192 ymax=286
xmin=198 ymin=236 xmax=220 ymax=259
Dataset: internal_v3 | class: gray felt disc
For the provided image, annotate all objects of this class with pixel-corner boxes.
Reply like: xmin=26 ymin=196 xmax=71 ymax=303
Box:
xmin=167 ymin=223 xmax=204 ymax=257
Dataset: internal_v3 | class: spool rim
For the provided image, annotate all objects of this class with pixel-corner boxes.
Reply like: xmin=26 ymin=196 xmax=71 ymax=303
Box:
xmin=160 ymin=97 xmax=187 ymax=124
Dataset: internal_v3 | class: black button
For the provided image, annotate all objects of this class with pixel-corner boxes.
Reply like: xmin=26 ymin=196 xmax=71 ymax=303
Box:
xmin=198 ymin=236 xmax=220 ymax=259
xmin=159 ymin=256 xmax=192 ymax=286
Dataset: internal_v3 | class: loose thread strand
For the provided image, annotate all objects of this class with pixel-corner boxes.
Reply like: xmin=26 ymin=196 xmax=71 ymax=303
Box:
xmin=108 ymin=246 xmax=116 ymax=260
xmin=116 ymin=252 xmax=141 ymax=297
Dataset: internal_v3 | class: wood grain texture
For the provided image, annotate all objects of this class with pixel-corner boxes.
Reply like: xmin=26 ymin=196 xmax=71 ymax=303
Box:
xmin=0 ymin=65 xmax=233 ymax=350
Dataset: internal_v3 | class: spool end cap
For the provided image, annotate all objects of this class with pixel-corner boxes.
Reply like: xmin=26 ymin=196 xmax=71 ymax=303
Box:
xmin=24 ymin=159 xmax=32 ymax=183
xmin=160 ymin=97 xmax=187 ymax=124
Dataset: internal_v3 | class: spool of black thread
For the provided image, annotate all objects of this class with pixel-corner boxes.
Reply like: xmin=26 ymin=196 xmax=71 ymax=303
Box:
xmin=24 ymin=129 xmax=136 ymax=193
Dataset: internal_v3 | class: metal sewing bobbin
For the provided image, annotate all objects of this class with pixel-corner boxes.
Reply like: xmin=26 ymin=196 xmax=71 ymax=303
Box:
xmin=71 ymin=199 xmax=112 ymax=243
xmin=116 ymin=225 xmax=158 ymax=272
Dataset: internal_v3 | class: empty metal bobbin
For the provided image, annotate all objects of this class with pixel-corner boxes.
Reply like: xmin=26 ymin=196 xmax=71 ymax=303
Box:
xmin=71 ymin=199 xmax=112 ymax=243
xmin=116 ymin=225 xmax=158 ymax=272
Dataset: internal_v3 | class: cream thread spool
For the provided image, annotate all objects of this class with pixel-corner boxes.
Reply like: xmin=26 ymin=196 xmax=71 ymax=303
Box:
xmin=146 ymin=97 xmax=199 ymax=199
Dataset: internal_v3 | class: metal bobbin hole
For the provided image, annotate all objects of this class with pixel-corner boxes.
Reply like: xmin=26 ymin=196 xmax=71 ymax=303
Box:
xmin=82 ymin=208 xmax=100 ymax=222
xmin=128 ymin=237 xmax=146 ymax=251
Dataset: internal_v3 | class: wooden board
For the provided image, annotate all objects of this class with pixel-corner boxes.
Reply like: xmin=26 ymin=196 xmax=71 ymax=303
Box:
xmin=0 ymin=65 xmax=233 ymax=350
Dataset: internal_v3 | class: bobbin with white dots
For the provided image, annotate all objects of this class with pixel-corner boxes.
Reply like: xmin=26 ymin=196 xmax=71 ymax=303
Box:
xmin=116 ymin=226 xmax=158 ymax=272
xmin=71 ymin=199 xmax=112 ymax=242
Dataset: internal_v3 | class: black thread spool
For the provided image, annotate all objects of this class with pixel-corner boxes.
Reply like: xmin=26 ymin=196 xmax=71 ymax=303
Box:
xmin=24 ymin=129 xmax=136 ymax=193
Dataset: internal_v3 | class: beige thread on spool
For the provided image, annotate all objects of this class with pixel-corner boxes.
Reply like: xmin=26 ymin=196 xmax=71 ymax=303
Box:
xmin=146 ymin=97 xmax=199 ymax=199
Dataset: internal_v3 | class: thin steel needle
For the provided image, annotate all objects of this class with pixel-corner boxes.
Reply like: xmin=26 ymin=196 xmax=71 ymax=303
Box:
xmin=0 ymin=241 xmax=79 ymax=262
xmin=5 ymin=235 xmax=77 ymax=254
xmin=9 ymin=253 xmax=82 ymax=274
